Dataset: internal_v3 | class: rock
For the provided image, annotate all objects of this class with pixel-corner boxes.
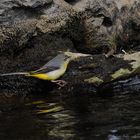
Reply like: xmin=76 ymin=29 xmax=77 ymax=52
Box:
xmin=72 ymin=0 xmax=118 ymax=54
xmin=118 ymin=1 xmax=140 ymax=50
xmin=0 ymin=0 xmax=83 ymax=96
xmin=72 ymin=0 xmax=140 ymax=55
xmin=0 ymin=0 xmax=140 ymax=95
xmin=0 ymin=0 xmax=84 ymax=55
xmin=0 ymin=0 xmax=52 ymax=26
xmin=52 ymin=52 xmax=140 ymax=94
xmin=83 ymin=52 xmax=140 ymax=84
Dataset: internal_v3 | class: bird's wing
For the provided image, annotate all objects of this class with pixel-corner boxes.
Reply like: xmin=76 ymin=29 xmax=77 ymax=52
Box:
xmin=40 ymin=54 xmax=65 ymax=68
xmin=30 ymin=54 xmax=65 ymax=74
xmin=30 ymin=66 xmax=60 ymax=75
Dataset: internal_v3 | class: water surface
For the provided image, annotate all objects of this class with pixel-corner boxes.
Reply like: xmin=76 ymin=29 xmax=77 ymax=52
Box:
xmin=0 ymin=91 xmax=140 ymax=140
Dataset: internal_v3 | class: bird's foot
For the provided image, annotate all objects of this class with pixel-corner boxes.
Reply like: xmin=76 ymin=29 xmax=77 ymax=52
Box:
xmin=121 ymin=49 xmax=127 ymax=54
xmin=51 ymin=80 xmax=67 ymax=89
xmin=104 ymin=46 xmax=116 ymax=58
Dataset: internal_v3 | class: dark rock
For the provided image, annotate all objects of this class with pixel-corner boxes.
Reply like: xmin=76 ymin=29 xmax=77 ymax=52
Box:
xmin=72 ymin=0 xmax=140 ymax=55
xmin=0 ymin=0 xmax=52 ymax=25
xmin=71 ymin=0 xmax=119 ymax=54
xmin=0 ymin=0 xmax=140 ymax=95
xmin=118 ymin=2 xmax=140 ymax=50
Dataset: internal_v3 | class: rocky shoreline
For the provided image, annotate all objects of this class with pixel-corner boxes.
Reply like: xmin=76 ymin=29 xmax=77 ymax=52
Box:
xmin=0 ymin=0 xmax=140 ymax=95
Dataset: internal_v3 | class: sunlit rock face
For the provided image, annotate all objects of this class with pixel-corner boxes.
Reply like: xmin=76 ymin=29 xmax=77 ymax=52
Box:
xmin=0 ymin=0 xmax=52 ymax=25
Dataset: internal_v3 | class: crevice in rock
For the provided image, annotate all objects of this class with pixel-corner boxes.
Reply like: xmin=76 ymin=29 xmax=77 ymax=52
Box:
xmin=102 ymin=17 xmax=113 ymax=27
xmin=64 ymin=0 xmax=80 ymax=5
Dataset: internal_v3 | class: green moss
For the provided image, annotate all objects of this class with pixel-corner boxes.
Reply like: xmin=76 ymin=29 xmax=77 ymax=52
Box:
xmin=79 ymin=63 xmax=96 ymax=69
xmin=85 ymin=76 xmax=103 ymax=84
xmin=111 ymin=68 xmax=131 ymax=80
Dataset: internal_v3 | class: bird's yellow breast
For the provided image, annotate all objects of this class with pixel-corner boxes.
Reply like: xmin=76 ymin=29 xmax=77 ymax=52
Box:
xmin=28 ymin=74 xmax=49 ymax=80
xmin=46 ymin=62 xmax=68 ymax=80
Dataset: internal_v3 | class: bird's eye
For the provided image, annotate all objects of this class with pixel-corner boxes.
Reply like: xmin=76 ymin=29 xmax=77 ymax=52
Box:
xmin=64 ymin=55 xmax=70 ymax=60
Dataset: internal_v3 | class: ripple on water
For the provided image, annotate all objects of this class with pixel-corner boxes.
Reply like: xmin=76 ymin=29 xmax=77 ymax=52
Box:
xmin=0 ymin=92 xmax=139 ymax=139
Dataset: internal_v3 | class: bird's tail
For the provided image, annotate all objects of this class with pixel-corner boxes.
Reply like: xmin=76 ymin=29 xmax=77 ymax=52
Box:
xmin=0 ymin=72 xmax=29 ymax=76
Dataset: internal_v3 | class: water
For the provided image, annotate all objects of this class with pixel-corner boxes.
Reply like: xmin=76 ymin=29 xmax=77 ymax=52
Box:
xmin=0 ymin=91 xmax=140 ymax=140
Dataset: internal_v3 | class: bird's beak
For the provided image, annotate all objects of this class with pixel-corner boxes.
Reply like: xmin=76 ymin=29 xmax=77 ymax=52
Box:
xmin=64 ymin=51 xmax=92 ymax=59
xmin=72 ymin=52 xmax=91 ymax=58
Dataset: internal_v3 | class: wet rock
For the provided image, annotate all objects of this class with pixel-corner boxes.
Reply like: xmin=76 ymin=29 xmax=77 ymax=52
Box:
xmin=98 ymin=75 xmax=140 ymax=95
xmin=0 ymin=0 xmax=83 ymax=74
xmin=0 ymin=51 xmax=140 ymax=95
xmin=83 ymin=52 xmax=140 ymax=84
xmin=52 ymin=52 xmax=140 ymax=94
xmin=0 ymin=0 xmax=140 ymax=95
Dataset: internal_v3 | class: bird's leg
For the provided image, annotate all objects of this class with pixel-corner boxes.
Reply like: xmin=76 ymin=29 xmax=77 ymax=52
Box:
xmin=51 ymin=80 xmax=67 ymax=89
xmin=105 ymin=46 xmax=116 ymax=58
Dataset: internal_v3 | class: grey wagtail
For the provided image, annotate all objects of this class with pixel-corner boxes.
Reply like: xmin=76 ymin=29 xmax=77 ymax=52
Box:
xmin=0 ymin=52 xmax=91 ymax=88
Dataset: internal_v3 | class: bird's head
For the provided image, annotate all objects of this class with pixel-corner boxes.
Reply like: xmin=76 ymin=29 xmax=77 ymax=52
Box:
xmin=63 ymin=51 xmax=92 ymax=62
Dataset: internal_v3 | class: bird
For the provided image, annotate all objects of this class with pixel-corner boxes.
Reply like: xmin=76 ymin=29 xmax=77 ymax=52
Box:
xmin=0 ymin=51 xmax=91 ymax=89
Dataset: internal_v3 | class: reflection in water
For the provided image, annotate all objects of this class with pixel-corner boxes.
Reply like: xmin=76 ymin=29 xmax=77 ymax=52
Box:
xmin=0 ymin=92 xmax=139 ymax=139
xmin=108 ymin=134 xmax=121 ymax=140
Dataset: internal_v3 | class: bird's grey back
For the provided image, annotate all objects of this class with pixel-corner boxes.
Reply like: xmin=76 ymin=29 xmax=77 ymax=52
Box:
xmin=41 ymin=54 xmax=65 ymax=68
